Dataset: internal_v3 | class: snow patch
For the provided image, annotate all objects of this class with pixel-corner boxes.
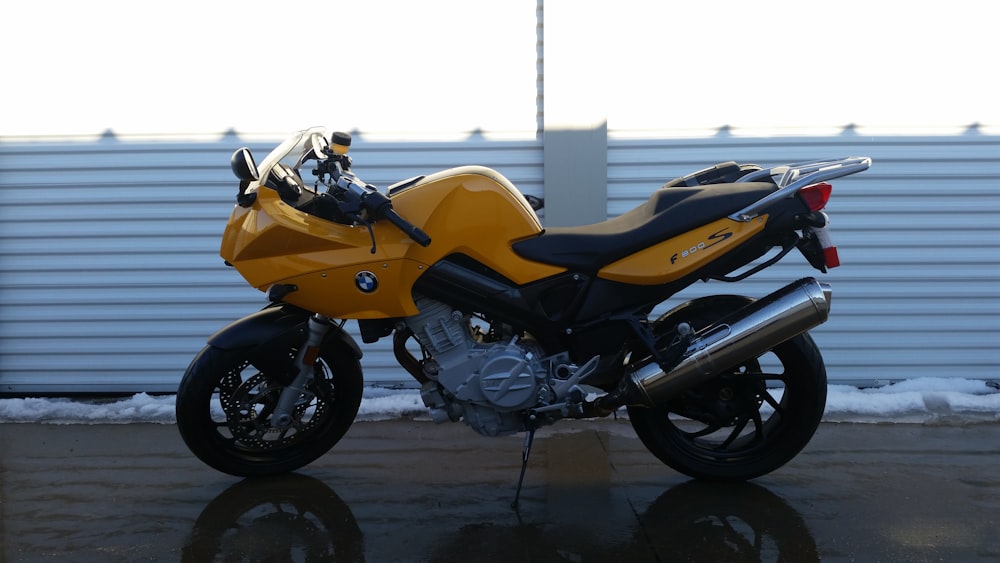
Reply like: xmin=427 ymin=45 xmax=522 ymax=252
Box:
xmin=0 ymin=393 xmax=176 ymax=425
xmin=0 ymin=378 xmax=997 ymax=425
xmin=823 ymin=378 xmax=1000 ymax=423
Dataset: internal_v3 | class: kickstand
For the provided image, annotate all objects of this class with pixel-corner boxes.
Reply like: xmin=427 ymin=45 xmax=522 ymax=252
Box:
xmin=511 ymin=417 xmax=538 ymax=511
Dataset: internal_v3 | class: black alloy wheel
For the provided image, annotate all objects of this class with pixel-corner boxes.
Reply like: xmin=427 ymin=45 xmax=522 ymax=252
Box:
xmin=176 ymin=341 xmax=363 ymax=477
xmin=627 ymin=296 xmax=827 ymax=481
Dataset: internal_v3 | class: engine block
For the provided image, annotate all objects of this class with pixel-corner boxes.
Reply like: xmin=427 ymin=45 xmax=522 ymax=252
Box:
xmin=405 ymin=295 xmax=547 ymax=435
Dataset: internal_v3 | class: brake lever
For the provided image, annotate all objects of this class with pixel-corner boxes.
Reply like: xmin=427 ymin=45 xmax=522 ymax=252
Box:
xmin=362 ymin=219 xmax=377 ymax=254
xmin=344 ymin=212 xmax=377 ymax=254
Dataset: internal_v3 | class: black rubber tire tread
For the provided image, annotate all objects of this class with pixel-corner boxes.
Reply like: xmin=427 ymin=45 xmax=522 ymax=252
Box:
xmin=627 ymin=296 xmax=827 ymax=481
xmin=176 ymin=342 xmax=363 ymax=477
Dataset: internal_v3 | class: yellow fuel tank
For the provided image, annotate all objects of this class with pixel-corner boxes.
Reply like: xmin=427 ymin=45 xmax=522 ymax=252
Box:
xmin=220 ymin=166 xmax=565 ymax=319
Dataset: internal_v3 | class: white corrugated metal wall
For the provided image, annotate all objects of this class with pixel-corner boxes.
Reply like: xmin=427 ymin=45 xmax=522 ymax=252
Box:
xmin=0 ymin=133 xmax=543 ymax=393
xmin=608 ymin=130 xmax=1000 ymax=386
xmin=0 ymin=131 xmax=997 ymax=392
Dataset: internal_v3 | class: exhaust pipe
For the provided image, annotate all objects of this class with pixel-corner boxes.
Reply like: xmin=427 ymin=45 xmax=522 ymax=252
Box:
xmin=599 ymin=278 xmax=832 ymax=410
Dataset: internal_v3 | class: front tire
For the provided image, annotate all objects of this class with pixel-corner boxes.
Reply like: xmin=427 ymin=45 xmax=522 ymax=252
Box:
xmin=176 ymin=342 xmax=363 ymax=477
xmin=628 ymin=296 xmax=827 ymax=481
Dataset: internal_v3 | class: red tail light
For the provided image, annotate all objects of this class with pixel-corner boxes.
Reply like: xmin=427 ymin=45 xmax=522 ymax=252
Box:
xmin=798 ymin=182 xmax=832 ymax=211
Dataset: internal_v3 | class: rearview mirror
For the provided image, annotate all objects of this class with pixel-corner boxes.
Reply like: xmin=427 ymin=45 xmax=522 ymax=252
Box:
xmin=230 ymin=147 xmax=259 ymax=181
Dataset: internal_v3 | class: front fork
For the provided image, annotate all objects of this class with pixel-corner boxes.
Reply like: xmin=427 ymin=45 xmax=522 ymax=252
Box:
xmin=271 ymin=313 xmax=331 ymax=428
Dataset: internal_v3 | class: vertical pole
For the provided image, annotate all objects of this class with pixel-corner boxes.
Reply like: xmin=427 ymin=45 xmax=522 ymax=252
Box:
xmin=540 ymin=0 xmax=608 ymax=227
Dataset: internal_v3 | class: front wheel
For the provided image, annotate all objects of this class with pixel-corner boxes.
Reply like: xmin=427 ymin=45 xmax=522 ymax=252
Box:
xmin=176 ymin=342 xmax=363 ymax=477
xmin=628 ymin=296 xmax=827 ymax=481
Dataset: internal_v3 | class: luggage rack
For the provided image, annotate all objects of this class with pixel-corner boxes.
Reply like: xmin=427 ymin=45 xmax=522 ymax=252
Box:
xmin=729 ymin=156 xmax=872 ymax=222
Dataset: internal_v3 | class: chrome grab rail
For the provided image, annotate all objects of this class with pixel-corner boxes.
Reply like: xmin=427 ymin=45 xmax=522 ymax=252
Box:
xmin=728 ymin=156 xmax=872 ymax=222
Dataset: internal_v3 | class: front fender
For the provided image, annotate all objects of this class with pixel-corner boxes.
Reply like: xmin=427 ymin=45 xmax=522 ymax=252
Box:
xmin=208 ymin=304 xmax=362 ymax=360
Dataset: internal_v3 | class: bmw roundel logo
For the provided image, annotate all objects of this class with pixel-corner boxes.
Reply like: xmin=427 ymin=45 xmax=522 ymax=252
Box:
xmin=354 ymin=271 xmax=379 ymax=293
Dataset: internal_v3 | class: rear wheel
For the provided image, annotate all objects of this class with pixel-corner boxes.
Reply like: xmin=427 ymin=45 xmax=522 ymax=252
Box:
xmin=176 ymin=342 xmax=363 ymax=476
xmin=628 ymin=296 xmax=827 ymax=481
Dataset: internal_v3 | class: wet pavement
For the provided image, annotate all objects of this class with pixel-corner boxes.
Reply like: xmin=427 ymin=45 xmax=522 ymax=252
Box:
xmin=1 ymin=418 xmax=999 ymax=562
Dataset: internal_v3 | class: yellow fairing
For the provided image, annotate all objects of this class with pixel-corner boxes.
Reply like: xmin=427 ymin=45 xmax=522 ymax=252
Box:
xmin=598 ymin=215 xmax=768 ymax=285
xmin=220 ymin=166 xmax=565 ymax=319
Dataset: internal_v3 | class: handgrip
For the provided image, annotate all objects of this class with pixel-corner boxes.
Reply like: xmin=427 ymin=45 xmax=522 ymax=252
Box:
xmin=383 ymin=208 xmax=432 ymax=247
xmin=352 ymin=179 xmax=432 ymax=247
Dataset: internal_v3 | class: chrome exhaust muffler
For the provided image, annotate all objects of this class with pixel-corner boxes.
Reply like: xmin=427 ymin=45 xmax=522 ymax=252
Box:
xmin=600 ymin=278 xmax=832 ymax=410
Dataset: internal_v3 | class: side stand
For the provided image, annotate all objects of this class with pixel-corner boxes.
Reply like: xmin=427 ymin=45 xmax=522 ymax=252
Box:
xmin=511 ymin=416 xmax=538 ymax=511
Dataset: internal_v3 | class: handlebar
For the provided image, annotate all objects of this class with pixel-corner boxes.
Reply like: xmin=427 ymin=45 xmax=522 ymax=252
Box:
xmin=331 ymin=165 xmax=432 ymax=247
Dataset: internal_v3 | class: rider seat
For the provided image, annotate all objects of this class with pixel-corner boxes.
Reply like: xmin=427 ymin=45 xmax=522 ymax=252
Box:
xmin=511 ymin=182 xmax=777 ymax=272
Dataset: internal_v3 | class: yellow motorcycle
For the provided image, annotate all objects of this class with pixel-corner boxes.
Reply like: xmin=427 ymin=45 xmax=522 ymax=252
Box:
xmin=176 ymin=127 xmax=870 ymax=502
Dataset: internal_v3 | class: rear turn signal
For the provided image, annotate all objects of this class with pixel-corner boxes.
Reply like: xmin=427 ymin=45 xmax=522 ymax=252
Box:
xmin=810 ymin=212 xmax=841 ymax=269
xmin=824 ymin=246 xmax=841 ymax=268
xmin=798 ymin=182 xmax=833 ymax=211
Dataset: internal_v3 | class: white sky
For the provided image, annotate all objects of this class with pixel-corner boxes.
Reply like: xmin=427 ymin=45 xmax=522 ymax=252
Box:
xmin=2 ymin=0 xmax=997 ymax=139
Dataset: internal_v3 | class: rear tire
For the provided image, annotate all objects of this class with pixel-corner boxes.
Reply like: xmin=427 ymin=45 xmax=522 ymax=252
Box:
xmin=176 ymin=342 xmax=363 ymax=477
xmin=628 ymin=296 xmax=827 ymax=481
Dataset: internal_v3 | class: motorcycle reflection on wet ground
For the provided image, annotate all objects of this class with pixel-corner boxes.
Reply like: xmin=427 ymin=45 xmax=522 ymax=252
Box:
xmin=1 ymin=419 xmax=999 ymax=562
xmin=180 ymin=474 xmax=815 ymax=563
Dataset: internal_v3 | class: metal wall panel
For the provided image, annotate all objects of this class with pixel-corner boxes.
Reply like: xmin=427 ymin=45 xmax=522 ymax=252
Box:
xmin=0 ymin=133 xmax=543 ymax=393
xmin=2 ymin=131 xmax=997 ymax=393
xmin=607 ymin=131 xmax=1000 ymax=386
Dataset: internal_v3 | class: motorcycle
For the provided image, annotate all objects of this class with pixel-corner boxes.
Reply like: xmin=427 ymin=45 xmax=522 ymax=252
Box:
xmin=176 ymin=127 xmax=871 ymax=504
